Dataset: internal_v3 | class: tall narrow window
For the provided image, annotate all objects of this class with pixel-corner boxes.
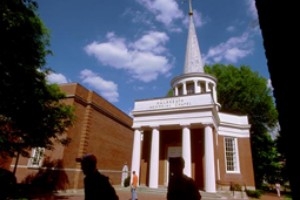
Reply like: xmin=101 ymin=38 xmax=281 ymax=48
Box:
xmin=225 ymin=137 xmax=239 ymax=172
xmin=28 ymin=147 xmax=45 ymax=168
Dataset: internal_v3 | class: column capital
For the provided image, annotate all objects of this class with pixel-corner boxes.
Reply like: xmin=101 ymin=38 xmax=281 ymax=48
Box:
xmin=203 ymin=123 xmax=213 ymax=128
xmin=133 ymin=126 xmax=142 ymax=130
xmin=180 ymin=123 xmax=190 ymax=128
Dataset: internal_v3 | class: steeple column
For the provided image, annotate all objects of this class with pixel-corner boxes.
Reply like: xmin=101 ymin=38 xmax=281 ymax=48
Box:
xmin=183 ymin=82 xmax=187 ymax=95
xmin=212 ymin=83 xmax=218 ymax=102
xmin=182 ymin=125 xmax=192 ymax=177
xmin=149 ymin=127 xmax=160 ymax=188
xmin=194 ymin=80 xmax=200 ymax=94
xmin=205 ymin=82 xmax=210 ymax=92
xmin=174 ymin=86 xmax=179 ymax=96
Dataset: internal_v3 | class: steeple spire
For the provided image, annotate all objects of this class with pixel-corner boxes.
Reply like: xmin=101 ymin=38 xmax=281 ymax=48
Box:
xmin=183 ymin=0 xmax=204 ymax=73
xmin=171 ymin=0 xmax=219 ymax=107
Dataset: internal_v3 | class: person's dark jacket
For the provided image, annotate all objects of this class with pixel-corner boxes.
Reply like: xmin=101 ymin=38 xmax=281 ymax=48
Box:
xmin=84 ymin=170 xmax=119 ymax=200
xmin=0 ymin=168 xmax=16 ymax=200
xmin=167 ymin=174 xmax=201 ymax=200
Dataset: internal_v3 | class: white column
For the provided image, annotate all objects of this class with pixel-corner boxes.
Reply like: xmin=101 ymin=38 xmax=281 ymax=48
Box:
xmin=182 ymin=125 xmax=192 ymax=177
xmin=131 ymin=129 xmax=141 ymax=183
xmin=194 ymin=80 xmax=200 ymax=94
xmin=175 ymin=86 xmax=178 ymax=96
xmin=183 ymin=82 xmax=187 ymax=95
xmin=205 ymin=82 xmax=209 ymax=92
xmin=149 ymin=127 xmax=160 ymax=188
xmin=204 ymin=125 xmax=216 ymax=192
xmin=199 ymin=81 xmax=202 ymax=93
xmin=212 ymin=84 xmax=219 ymax=111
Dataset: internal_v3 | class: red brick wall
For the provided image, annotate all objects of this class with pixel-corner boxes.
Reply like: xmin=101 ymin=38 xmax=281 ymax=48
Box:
xmin=216 ymin=135 xmax=255 ymax=190
xmin=8 ymin=83 xmax=134 ymax=190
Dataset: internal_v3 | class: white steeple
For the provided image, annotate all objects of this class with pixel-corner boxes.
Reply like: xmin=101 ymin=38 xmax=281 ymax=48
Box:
xmin=183 ymin=0 xmax=204 ymax=73
xmin=171 ymin=0 xmax=219 ymax=109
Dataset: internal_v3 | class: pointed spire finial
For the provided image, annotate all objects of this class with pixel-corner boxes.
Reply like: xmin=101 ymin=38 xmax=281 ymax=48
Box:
xmin=188 ymin=0 xmax=193 ymax=15
xmin=183 ymin=0 xmax=204 ymax=73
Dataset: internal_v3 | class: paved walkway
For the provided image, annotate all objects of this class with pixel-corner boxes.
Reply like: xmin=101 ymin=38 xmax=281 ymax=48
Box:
xmin=34 ymin=186 xmax=283 ymax=200
xmin=55 ymin=192 xmax=282 ymax=200
xmin=53 ymin=189 xmax=166 ymax=200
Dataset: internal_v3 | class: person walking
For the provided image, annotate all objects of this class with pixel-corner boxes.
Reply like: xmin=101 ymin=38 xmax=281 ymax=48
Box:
xmin=275 ymin=182 xmax=281 ymax=197
xmin=167 ymin=157 xmax=201 ymax=200
xmin=76 ymin=153 xmax=119 ymax=200
xmin=131 ymin=170 xmax=139 ymax=200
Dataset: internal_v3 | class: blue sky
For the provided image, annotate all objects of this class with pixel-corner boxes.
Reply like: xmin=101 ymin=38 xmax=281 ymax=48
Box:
xmin=37 ymin=0 xmax=269 ymax=116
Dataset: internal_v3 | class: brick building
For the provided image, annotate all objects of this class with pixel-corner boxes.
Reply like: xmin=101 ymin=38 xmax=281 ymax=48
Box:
xmin=7 ymin=83 xmax=133 ymax=190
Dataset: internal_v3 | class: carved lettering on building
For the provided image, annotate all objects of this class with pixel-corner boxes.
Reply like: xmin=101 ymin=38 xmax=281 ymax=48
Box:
xmin=149 ymin=98 xmax=191 ymax=109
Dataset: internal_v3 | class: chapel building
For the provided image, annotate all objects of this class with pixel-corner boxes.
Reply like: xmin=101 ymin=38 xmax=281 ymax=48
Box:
xmin=130 ymin=1 xmax=255 ymax=192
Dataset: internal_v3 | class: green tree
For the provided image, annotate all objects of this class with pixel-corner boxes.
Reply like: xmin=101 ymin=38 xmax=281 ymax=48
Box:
xmin=204 ymin=64 xmax=281 ymax=188
xmin=0 ymin=0 xmax=74 ymax=158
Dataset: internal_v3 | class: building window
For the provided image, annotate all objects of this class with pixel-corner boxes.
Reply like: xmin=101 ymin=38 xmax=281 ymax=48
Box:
xmin=225 ymin=137 xmax=239 ymax=173
xmin=28 ymin=147 xmax=45 ymax=168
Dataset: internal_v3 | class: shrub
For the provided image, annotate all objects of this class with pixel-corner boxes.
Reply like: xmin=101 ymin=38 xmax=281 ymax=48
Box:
xmin=245 ymin=189 xmax=262 ymax=198
xmin=124 ymin=175 xmax=131 ymax=187
xmin=230 ymin=182 xmax=242 ymax=191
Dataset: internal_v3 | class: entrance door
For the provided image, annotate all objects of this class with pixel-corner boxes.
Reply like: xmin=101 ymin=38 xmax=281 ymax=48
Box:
xmin=166 ymin=146 xmax=182 ymax=185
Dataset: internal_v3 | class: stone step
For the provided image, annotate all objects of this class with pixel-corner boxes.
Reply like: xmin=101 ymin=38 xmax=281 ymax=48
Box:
xmin=115 ymin=185 xmax=249 ymax=199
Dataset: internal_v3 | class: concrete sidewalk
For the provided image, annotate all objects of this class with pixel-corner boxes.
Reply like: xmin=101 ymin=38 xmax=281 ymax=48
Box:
xmin=49 ymin=185 xmax=284 ymax=200
xmin=58 ymin=191 xmax=165 ymax=200
xmin=53 ymin=185 xmax=243 ymax=200
xmin=53 ymin=187 xmax=166 ymax=200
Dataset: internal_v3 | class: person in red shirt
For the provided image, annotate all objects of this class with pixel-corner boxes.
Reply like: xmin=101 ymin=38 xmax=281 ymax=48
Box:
xmin=131 ymin=171 xmax=139 ymax=200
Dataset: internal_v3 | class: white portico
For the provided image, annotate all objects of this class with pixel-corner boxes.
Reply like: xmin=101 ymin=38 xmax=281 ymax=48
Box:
xmin=131 ymin=94 xmax=219 ymax=192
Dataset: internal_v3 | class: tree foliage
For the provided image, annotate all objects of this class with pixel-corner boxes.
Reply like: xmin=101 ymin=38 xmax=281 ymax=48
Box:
xmin=0 ymin=0 xmax=75 ymax=158
xmin=205 ymin=64 xmax=281 ymax=188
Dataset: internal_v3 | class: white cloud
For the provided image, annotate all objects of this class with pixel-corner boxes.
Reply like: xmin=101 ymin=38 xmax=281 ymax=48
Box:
xmin=132 ymin=31 xmax=168 ymax=53
xmin=79 ymin=69 xmax=119 ymax=102
xmin=46 ymin=72 xmax=68 ymax=84
xmin=203 ymin=32 xmax=253 ymax=64
xmin=226 ymin=26 xmax=236 ymax=32
xmin=267 ymin=78 xmax=273 ymax=91
xmin=246 ymin=0 xmax=258 ymax=19
xmin=136 ymin=0 xmax=184 ymax=26
xmin=84 ymin=31 xmax=173 ymax=83
xmin=192 ymin=10 xmax=205 ymax=28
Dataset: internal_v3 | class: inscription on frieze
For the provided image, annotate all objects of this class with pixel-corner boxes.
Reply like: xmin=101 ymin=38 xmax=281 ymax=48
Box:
xmin=149 ymin=98 xmax=191 ymax=109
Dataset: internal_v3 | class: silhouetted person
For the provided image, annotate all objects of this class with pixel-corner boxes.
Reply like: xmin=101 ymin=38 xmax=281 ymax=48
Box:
xmin=167 ymin=157 xmax=201 ymax=200
xmin=76 ymin=154 xmax=119 ymax=200
xmin=0 ymin=168 xmax=16 ymax=200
